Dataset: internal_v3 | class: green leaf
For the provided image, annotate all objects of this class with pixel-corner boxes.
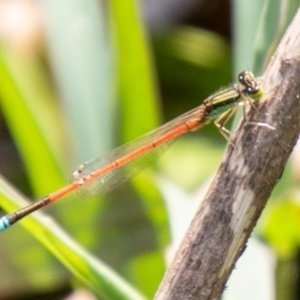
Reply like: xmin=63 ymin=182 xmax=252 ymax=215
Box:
xmin=0 ymin=176 xmax=147 ymax=300
xmin=109 ymin=0 xmax=160 ymax=143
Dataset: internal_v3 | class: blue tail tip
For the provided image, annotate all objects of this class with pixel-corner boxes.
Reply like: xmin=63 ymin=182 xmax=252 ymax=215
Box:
xmin=0 ymin=217 xmax=10 ymax=232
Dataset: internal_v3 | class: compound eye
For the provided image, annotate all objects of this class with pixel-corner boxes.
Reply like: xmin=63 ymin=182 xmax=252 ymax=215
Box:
xmin=247 ymin=87 xmax=253 ymax=94
xmin=238 ymin=71 xmax=246 ymax=84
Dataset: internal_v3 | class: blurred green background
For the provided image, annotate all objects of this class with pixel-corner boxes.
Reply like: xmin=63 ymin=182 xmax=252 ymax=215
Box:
xmin=0 ymin=0 xmax=300 ymax=299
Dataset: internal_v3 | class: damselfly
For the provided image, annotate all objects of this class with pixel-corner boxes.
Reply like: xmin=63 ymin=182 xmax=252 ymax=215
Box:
xmin=0 ymin=71 xmax=264 ymax=232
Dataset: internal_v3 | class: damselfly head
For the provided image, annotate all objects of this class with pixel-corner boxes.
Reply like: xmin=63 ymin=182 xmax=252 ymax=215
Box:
xmin=238 ymin=70 xmax=263 ymax=100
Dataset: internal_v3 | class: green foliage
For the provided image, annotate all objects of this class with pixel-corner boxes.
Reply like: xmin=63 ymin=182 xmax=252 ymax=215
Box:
xmin=0 ymin=0 xmax=299 ymax=299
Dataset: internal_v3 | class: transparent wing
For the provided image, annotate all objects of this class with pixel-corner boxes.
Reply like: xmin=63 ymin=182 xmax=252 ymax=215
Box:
xmin=71 ymin=109 xmax=199 ymax=198
xmin=74 ymin=139 xmax=172 ymax=198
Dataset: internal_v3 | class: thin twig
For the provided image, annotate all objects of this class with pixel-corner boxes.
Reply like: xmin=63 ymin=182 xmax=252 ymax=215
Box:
xmin=155 ymin=7 xmax=300 ymax=300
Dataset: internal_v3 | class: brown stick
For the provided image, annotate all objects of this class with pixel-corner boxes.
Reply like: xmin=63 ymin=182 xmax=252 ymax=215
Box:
xmin=154 ymin=8 xmax=300 ymax=300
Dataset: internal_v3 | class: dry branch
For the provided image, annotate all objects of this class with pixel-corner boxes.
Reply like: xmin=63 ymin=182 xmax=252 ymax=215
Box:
xmin=155 ymin=7 xmax=300 ymax=300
